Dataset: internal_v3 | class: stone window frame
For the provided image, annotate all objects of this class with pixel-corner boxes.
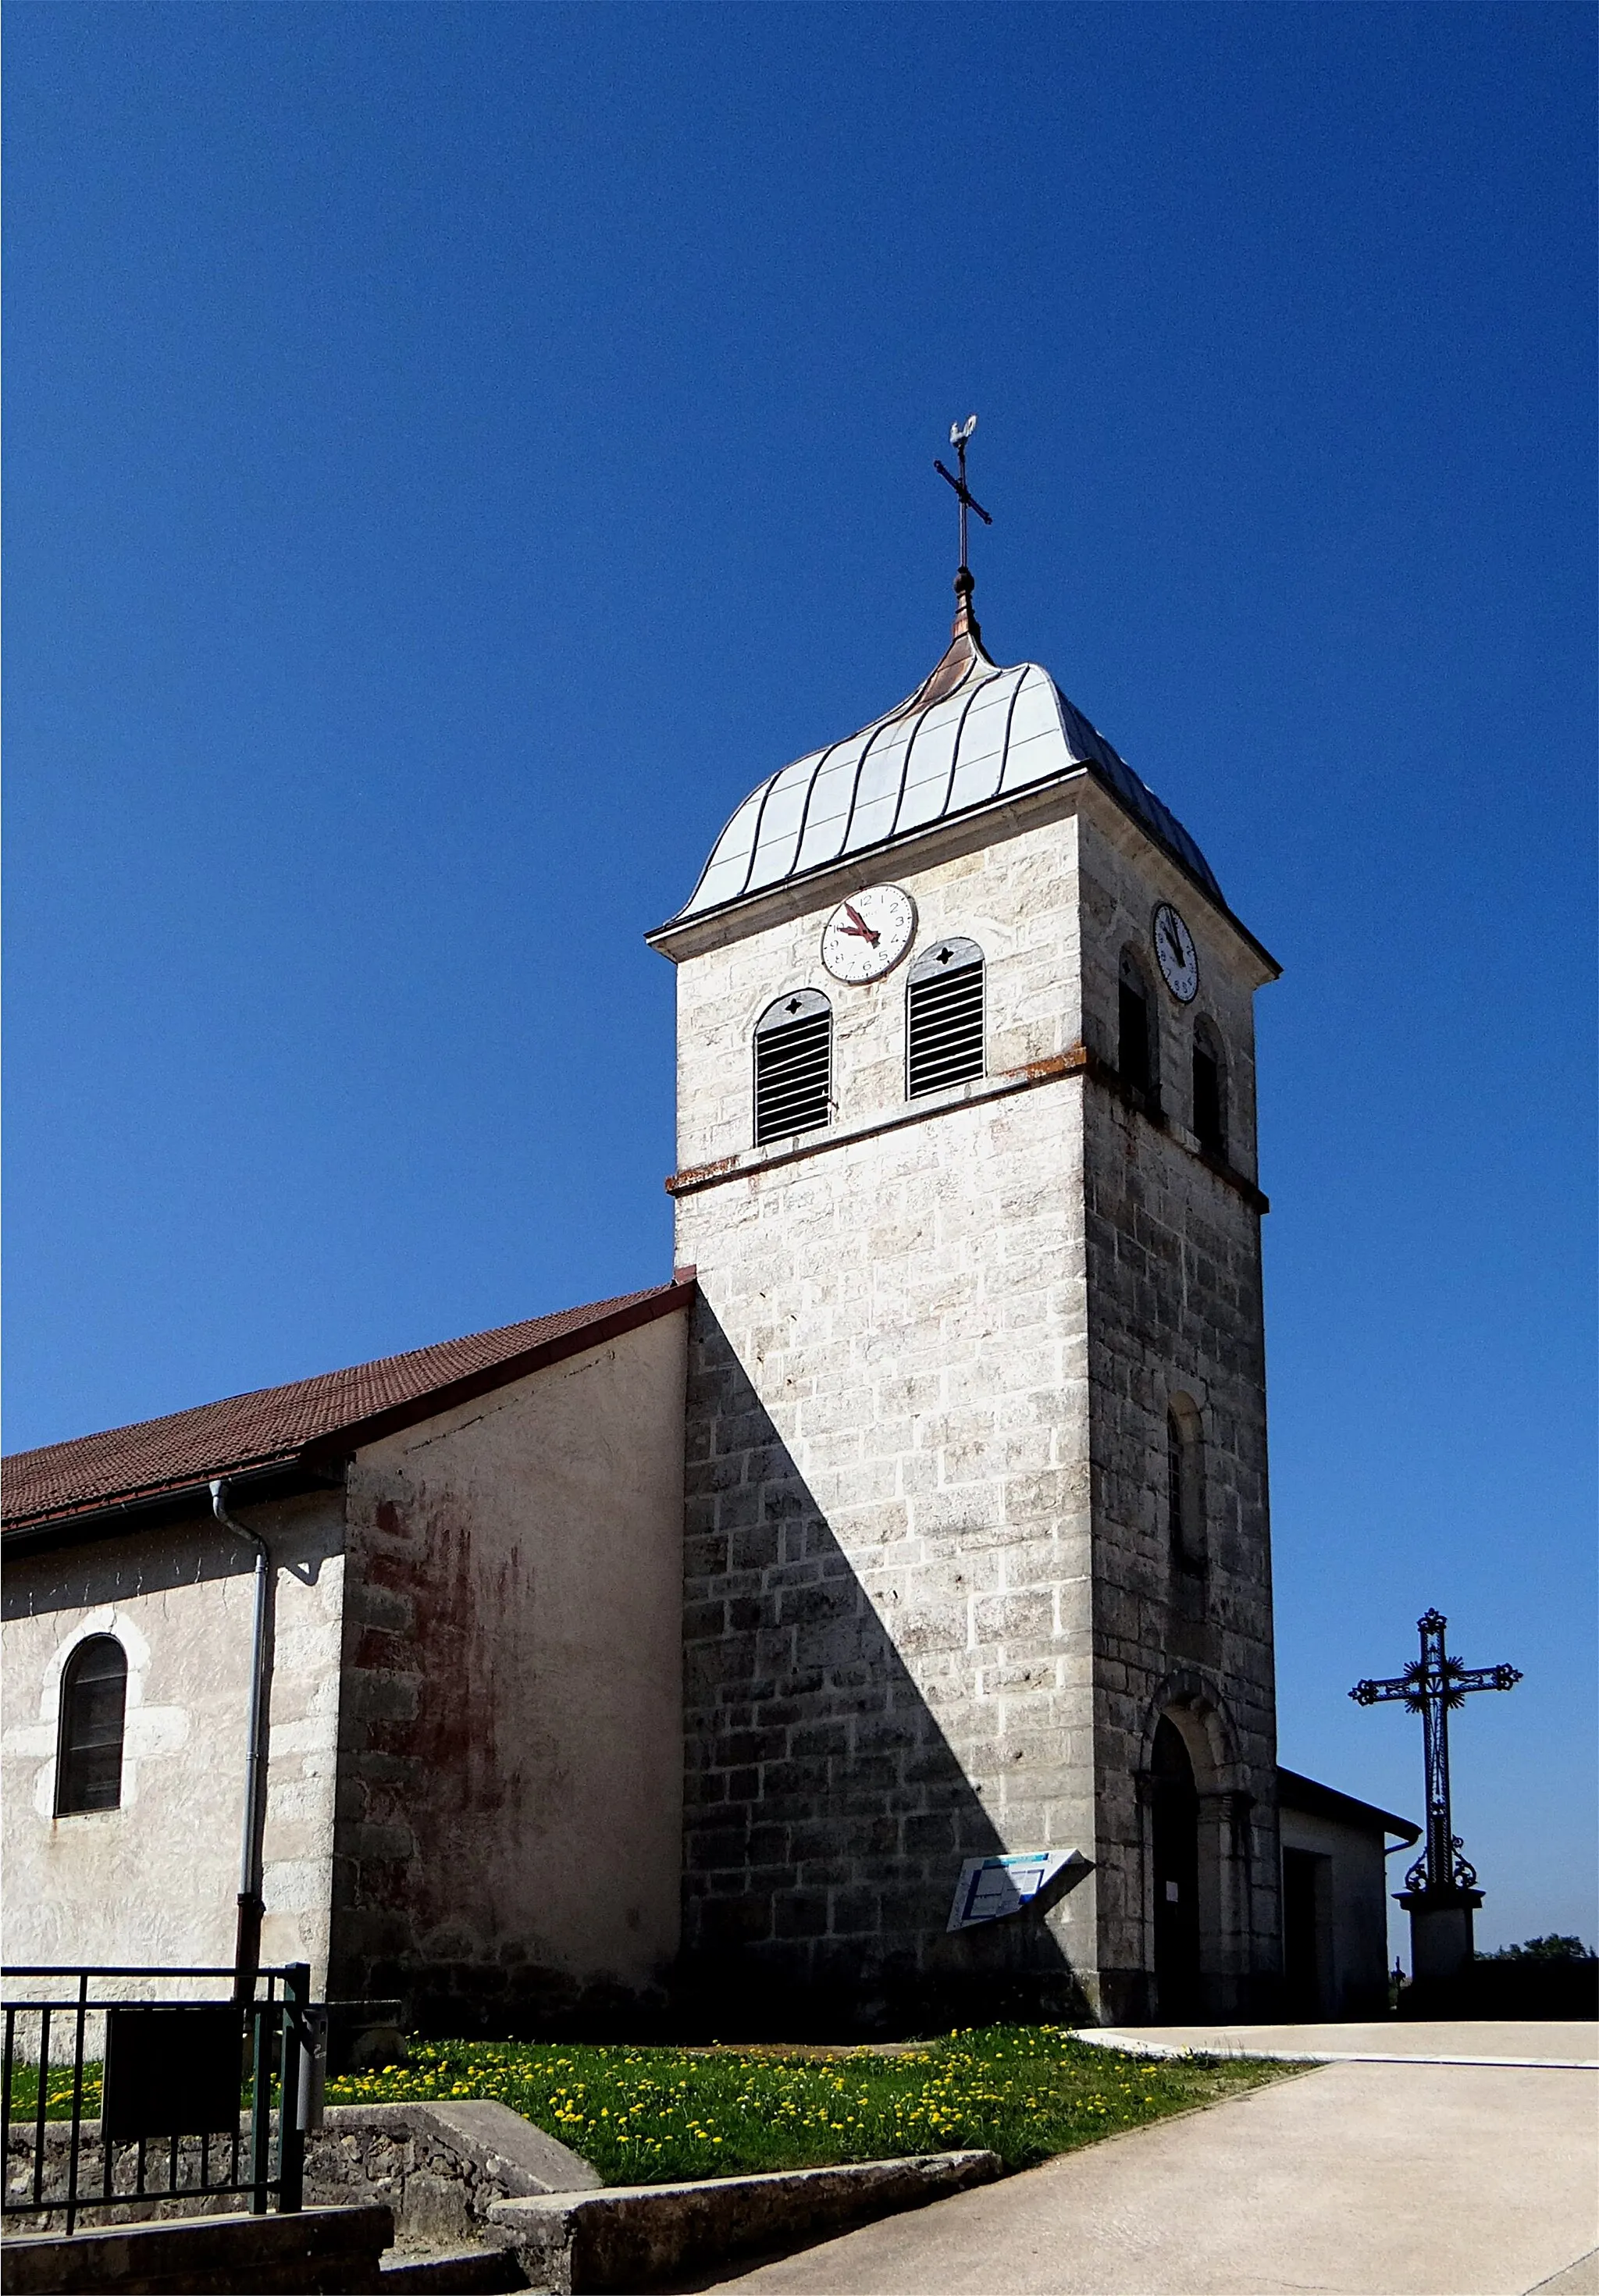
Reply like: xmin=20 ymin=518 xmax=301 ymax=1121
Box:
xmin=904 ymin=935 xmax=986 ymax=1100
xmin=1166 ymin=1393 xmax=1207 ymax=1582
xmin=1191 ymin=1015 xmax=1228 ymax=1161
xmin=55 ymin=1633 xmax=129 ymax=1817
xmin=752 ymin=988 xmax=834 ymax=1147
xmin=1117 ymin=945 xmax=1160 ymax=1108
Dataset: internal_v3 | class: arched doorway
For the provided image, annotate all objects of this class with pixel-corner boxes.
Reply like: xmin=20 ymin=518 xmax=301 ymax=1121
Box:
xmin=1151 ymin=1716 xmax=1201 ymax=2019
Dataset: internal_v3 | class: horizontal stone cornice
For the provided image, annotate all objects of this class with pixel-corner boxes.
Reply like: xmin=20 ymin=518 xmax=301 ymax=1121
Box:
xmin=667 ymin=1045 xmax=1269 ymax=1213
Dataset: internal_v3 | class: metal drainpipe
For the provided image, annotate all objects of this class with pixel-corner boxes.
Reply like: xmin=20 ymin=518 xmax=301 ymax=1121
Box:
xmin=211 ymin=1479 xmax=274 ymax=2006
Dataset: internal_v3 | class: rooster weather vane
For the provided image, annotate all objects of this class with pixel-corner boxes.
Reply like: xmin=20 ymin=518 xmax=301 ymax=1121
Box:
xmin=935 ymin=415 xmax=992 ymax=579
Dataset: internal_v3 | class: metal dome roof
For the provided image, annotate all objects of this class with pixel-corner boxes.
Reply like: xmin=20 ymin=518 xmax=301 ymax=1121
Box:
xmin=674 ymin=618 xmax=1224 ymax=921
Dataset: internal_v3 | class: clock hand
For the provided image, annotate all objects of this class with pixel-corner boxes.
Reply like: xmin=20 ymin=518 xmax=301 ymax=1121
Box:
xmin=842 ymin=901 xmax=881 ymax=945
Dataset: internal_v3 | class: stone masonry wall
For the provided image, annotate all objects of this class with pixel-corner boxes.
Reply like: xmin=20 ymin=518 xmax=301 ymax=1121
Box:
xmin=668 ymin=780 xmax=1281 ymax=2027
xmin=673 ymin=812 xmax=1103 ymax=2030
xmin=1077 ymin=807 xmax=1280 ymax=2020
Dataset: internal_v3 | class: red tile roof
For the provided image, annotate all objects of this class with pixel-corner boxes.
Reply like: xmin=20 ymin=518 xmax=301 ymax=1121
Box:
xmin=2 ymin=1281 xmax=693 ymax=1535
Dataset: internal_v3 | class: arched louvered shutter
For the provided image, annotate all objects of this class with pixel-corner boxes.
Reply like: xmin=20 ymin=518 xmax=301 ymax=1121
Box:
xmin=56 ymin=1636 xmax=128 ymax=1814
xmin=1191 ymin=1019 xmax=1227 ymax=1159
xmin=1118 ymin=947 xmax=1157 ymax=1099
xmin=906 ymin=938 xmax=985 ymax=1098
xmin=754 ymin=990 xmax=832 ymax=1145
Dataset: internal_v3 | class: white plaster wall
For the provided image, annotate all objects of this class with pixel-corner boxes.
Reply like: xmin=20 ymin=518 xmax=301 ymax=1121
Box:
xmin=334 ymin=1308 xmax=688 ymax=2016
xmin=0 ymin=1492 xmax=344 ymax=1994
xmin=1280 ymin=1807 xmax=1393 ymax=2015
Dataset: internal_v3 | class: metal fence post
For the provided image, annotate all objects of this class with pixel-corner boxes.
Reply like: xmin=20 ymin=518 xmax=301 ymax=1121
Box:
xmin=276 ymin=1963 xmax=310 ymax=2212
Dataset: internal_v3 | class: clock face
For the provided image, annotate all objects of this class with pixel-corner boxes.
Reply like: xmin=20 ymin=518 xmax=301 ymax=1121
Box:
xmin=1152 ymin=902 xmax=1198 ymax=1002
xmin=821 ymin=885 xmax=917 ymax=984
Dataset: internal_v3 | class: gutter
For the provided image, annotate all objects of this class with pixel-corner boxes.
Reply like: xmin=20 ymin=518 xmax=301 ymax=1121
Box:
xmin=1 ymin=1458 xmax=346 ymax=1555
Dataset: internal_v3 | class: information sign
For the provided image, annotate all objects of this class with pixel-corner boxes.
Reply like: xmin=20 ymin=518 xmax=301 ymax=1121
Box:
xmin=946 ymin=1849 xmax=1086 ymax=1932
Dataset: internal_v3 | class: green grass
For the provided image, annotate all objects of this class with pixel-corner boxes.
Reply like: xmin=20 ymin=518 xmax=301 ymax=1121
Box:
xmin=326 ymin=2024 xmax=1287 ymax=2184
xmin=8 ymin=2063 xmax=105 ymax=2120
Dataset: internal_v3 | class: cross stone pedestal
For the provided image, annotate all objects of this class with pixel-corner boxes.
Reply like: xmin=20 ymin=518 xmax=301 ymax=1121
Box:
xmin=1398 ymin=1885 xmax=1483 ymax=1982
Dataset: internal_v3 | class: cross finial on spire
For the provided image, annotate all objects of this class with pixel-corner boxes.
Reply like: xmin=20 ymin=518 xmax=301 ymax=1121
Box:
xmin=934 ymin=415 xmax=992 ymax=643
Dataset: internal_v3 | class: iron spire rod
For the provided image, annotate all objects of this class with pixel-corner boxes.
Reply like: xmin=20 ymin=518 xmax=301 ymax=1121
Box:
xmin=935 ymin=418 xmax=992 ymax=576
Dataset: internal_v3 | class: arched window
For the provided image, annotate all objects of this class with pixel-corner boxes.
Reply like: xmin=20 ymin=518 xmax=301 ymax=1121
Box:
xmin=55 ymin=1636 xmax=128 ymax=1815
xmin=1191 ymin=1019 xmax=1227 ymax=1159
xmin=906 ymin=938 xmax=985 ymax=1098
xmin=1166 ymin=1396 xmax=1205 ymax=1579
xmin=754 ymin=990 xmax=832 ymax=1146
xmin=1119 ymin=949 xmax=1157 ymax=1101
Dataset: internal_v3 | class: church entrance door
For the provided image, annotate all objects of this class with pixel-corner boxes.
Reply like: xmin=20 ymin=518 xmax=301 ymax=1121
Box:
xmin=1151 ymin=1716 xmax=1201 ymax=2020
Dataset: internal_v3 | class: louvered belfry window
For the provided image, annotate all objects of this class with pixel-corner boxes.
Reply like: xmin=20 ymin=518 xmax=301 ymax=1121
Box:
xmin=906 ymin=938 xmax=985 ymax=1098
xmin=55 ymin=1636 xmax=128 ymax=1815
xmin=754 ymin=989 xmax=832 ymax=1145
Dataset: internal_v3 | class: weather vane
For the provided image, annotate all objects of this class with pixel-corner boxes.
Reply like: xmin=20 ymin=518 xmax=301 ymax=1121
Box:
xmin=935 ymin=415 xmax=992 ymax=579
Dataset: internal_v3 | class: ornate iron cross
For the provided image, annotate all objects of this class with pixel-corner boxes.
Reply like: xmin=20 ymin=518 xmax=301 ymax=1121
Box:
xmin=934 ymin=415 xmax=992 ymax=575
xmin=1351 ymin=1608 xmax=1520 ymax=1897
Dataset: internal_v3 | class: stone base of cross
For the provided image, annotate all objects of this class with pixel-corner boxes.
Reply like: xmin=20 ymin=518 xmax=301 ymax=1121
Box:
xmin=1395 ymin=1883 xmax=1484 ymax=1981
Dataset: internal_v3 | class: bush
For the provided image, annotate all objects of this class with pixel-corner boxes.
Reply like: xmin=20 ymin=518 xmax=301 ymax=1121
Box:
xmin=1478 ymin=1935 xmax=1595 ymax=1962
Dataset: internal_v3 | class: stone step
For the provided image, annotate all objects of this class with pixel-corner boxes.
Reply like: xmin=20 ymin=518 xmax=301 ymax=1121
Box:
xmin=379 ymin=2246 xmax=528 ymax=2293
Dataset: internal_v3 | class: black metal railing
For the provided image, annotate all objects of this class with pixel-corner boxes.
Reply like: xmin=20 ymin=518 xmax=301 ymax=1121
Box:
xmin=1 ymin=1964 xmax=319 ymax=2234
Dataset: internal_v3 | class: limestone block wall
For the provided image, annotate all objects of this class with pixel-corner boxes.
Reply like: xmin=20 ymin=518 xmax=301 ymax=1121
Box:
xmin=1075 ymin=808 xmax=1280 ymax=2019
xmin=668 ymin=780 xmax=1281 ymax=2027
xmin=0 ymin=1490 xmax=344 ymax=1991
xmin=673 ymin=798 xmax=1088 ymax=1174
xmin=672 ymin=811 xmax=1108 ymax=2028
xmin=329 ymin=1309 xmax=689 ymax=2032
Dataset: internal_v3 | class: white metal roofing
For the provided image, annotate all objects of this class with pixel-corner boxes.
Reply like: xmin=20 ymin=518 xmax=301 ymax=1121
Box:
xmin=674 ymin=636 xmax=1223 ymax=920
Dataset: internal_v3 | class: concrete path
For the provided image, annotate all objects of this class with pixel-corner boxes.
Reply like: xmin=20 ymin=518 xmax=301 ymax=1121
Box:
xmin=707 ymin=2028 xmax=1599 ymax=2296
xmin=1079 ymin=2017 xmax=1599 ymax=2070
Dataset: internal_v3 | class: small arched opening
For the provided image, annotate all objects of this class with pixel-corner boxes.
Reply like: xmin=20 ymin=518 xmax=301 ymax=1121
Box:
xmin=906 ymin=938 xmax=985 ymax=1098
xmin=55 ymin=1635 xmax=128 ymax=1815
xmin=1166 ymin=1393 xmax=1207 ymax=1590
xmin=753 ymin=989 xmax=833 ymax=1145
xmin=1191 ymin=1018 xmax=1227 ymax=1159
xmin=1118 ymin=949 xmax=1158 ymax=1102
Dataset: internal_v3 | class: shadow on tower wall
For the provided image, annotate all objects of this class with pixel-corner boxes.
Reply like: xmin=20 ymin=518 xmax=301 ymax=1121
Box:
xmin=676 ymin=1297 xmax=1089 ymax=2039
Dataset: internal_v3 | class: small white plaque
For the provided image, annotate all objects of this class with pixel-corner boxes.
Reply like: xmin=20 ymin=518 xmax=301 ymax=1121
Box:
xmin=947 ymin=1849 xmax=1084 ymax=1933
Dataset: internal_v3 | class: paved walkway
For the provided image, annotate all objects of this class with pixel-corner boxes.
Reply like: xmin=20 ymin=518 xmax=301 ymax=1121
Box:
xmin=1080 ymin=2017 xmax=1599 ymax=2069
xmin=708 ymin=2026 xmax=1599 ymax=2296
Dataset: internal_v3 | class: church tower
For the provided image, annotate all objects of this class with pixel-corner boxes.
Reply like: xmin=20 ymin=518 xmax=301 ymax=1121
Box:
xmin=649 ymin=534 xmax=1282 ymax=2029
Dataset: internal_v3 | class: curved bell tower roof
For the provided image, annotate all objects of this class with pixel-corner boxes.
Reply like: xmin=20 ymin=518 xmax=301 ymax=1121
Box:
xmin=671 ymin=589 xmax=1225 ymax=924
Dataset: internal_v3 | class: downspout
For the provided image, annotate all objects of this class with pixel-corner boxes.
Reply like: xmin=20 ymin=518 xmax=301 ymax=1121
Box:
xmin=211 ymin=1479 xmax=275 ymax=2006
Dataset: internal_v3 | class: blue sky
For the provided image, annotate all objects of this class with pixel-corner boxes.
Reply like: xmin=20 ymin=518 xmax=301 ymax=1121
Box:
xmin=6 ymin=2 xmax=1594 ymax=1952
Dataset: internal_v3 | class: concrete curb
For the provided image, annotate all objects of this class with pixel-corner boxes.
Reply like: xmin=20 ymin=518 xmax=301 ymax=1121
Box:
xmin=485 ymin=2150 xmax=1002 ymax=2293
xmin=1067 ymin=2027 xmax=1599 ymax=2071
xmin=0 ymin=2202 xmax=395 ymax=2294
